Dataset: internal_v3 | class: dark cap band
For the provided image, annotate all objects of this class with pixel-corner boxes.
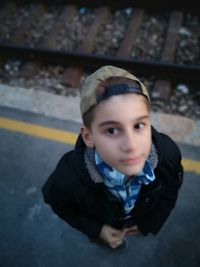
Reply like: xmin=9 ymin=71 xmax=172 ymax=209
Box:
xmin=96 ymin=83 xmax=145 ymax=103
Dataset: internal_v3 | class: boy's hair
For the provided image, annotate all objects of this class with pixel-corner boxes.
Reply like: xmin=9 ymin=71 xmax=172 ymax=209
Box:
xmin=81 ymin=65 xmax=151 ymax=128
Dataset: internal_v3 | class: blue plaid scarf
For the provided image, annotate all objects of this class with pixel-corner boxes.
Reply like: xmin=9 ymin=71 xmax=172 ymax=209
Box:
xmin=95 ymin=151 xmax=155 ymax=214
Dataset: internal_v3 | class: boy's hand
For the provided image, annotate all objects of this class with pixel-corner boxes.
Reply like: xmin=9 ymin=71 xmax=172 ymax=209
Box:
xmin=99 ymin=224 xmax=126 ymax=248
xmin=124 ymin=225 xmax=140 ymax=235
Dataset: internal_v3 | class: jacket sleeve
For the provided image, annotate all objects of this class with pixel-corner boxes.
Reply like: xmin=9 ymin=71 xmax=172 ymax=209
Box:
xmin=42 ymin=157 xmax=103 ymax=239
xmin=137 ymin=133 xmax=183 ymax=235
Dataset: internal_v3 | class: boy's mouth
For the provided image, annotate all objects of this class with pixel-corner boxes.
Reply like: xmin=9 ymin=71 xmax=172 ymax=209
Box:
xmin=120 ymin=157 xmax=142 ymax=165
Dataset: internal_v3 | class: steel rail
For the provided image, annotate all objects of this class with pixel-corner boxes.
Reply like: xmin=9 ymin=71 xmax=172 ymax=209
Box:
xmin=1 ymin=44 xmax=200 ymax=82
xmin=8 ymin=1 xmax=199 ymax=12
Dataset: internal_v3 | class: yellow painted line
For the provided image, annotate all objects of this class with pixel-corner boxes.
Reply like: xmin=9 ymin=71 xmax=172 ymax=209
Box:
xmin=182 ymin=159 xmax=200 ymax=175
xmin=0 ymin=117 xmax=78 ymax=145
xmin=0 ymin=117 xmax=199 ymax=174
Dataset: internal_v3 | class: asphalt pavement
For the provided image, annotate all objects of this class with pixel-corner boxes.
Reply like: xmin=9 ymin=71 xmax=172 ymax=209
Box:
xmin=0 ymin=105 xmax=200 ymax=267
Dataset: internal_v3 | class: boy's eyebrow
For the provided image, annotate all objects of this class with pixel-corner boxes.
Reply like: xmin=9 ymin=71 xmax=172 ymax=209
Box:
xmin=98 ymin=115 xmax=150 ymax=127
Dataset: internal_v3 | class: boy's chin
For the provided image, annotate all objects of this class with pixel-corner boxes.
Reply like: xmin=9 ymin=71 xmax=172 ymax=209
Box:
xmin=112 ymin=158 xmax=146 ymax=176
xmin=119 ymin=165 xmax=145 ymax=177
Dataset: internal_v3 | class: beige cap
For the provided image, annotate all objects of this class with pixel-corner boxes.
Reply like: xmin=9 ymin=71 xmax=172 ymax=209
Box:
xmin=80 ymin=65 xmax=150 ymax=116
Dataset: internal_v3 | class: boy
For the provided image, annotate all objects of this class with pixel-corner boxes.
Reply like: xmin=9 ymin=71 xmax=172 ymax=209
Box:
xmin=42 ymin=65 xmax=183 ymax=249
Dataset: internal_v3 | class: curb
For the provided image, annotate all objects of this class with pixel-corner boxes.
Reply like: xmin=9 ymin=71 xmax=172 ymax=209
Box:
xmin=0 ymin=84 xmax=200 ymax=147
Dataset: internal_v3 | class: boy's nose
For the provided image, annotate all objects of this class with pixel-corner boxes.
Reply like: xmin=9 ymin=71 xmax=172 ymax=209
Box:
xmin=120 ymin=131 xmax=137 ymax=152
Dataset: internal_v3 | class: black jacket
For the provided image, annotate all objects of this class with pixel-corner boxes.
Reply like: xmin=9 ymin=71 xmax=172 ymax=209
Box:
xmin=42 ymin=127 xmax=183 ymax=238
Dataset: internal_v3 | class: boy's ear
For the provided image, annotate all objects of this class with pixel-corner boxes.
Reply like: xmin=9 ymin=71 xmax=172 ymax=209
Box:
xmin=80 ymin=125 xmax=94 ymax=148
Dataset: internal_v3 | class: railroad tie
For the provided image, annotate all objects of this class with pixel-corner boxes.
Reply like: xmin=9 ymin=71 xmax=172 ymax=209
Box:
xmin=11 ymin=4 xmax=46 ymax=45
xmin=117 ymin=8 xmax=144 ymax=57
xmin=19 ymin=5 xmax=78 ymax=80
xmin=61 ymin=7 xmax=110 ymax=87
xmin=78 ymin=7 xmax=110 ymax=53
xmin=0 ymin=2 xmax=17 ymax=22
xmin=16 ymin=4 xmax=47 ymax=79
xmin=153 ymin=11 xmax=183 ymax=100
xmin=40 ymin=5 xmax=77 ymax=49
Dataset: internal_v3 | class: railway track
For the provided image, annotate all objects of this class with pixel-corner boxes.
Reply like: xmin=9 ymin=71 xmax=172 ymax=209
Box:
xmin=0 ymin=0 xmax=200 ymax=117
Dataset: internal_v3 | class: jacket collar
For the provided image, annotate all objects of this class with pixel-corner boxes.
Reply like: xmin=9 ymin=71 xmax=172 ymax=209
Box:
xmin=72 ymin=135 xmax=99 ymax=188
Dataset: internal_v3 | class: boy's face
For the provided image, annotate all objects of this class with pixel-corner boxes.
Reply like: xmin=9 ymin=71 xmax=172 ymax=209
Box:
xmin=81 ymin=93 xmax=152 ymax=176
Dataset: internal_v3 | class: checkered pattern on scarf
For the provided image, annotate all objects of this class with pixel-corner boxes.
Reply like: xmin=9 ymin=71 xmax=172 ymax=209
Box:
xmin=95 ymin=151 xmax=155 ymax=214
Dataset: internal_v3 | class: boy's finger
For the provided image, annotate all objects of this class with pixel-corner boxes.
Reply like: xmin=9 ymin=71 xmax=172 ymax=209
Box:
xmin=111 ymin=229 xmax=124 ymax=236
xmin=124 ymin=226 xmax=138 ymax=233
xmin=110 ymin=239 xmax=123 ymax=248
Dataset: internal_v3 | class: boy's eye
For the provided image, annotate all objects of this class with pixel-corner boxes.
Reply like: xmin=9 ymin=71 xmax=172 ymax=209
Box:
xmin=107 ymin=128 xmax=119 ymax=135
xmin=135 ymin=123 xmax=145 ymax=130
